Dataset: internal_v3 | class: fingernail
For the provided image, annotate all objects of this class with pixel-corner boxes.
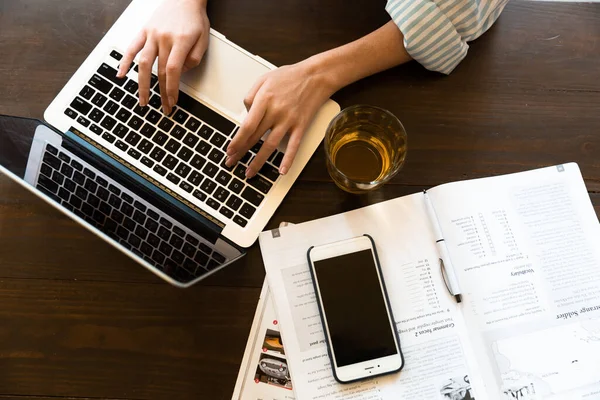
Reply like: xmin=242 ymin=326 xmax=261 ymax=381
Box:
xmin=140 ymin=98 xmax=148 ymax=107
xmin=225 ymin=157 xmax=234 ymax=167
xmin=226 ymin=147 xmax=236 ymax=156
xmin=168 ymin=96 xmax=175 ymax=108
xmin=280 ymin=166 xmax=288 ymax=175
xmin=162 ymin=104 xmax=170 ymax=114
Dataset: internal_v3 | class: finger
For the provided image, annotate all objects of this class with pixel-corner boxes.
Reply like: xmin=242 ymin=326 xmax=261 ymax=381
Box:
xmin=227 ymin=95 xmax=267 ymax=157
xmin=165 ymin=44 xmax=189 ymax=110
xmin=184 ymin=36 xmax=208 ymax=71
xmin=137 ymin=39 xmax=158 ymax=107
xmin=243 ymin=74 xmax=267 ymax=111
xmin=157 ymin=40 xmax=173 ymax=114
xmin=279 ymin=126 xmax=305 ymax=175
xmin=118 ymin=30 xmax=146 ymax=78
xmin=227 ymin=114 xmax=272 ymax=167
xmin=246 ymin=127 xmax=286 ymax=178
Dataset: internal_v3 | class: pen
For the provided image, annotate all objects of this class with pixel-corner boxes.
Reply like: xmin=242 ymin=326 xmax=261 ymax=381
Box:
xmin=423 ymin=191 xmax=463 ymax=303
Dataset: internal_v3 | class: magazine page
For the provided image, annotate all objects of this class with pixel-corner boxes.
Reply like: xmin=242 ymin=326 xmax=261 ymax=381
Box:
xmin=259 ymin=194 xmax=485 ymax=400
xmin=428 ymin=163 xmax=600 ymax=400
xmin=232 ymin=280 xmax=296 ymax=400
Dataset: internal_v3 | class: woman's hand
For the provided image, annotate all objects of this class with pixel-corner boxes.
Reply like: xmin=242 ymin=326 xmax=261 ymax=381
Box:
xmin=226 ymin=59 xmax=335 ymax=178
xmin=117 ymin=0 xmax=209 ymax=114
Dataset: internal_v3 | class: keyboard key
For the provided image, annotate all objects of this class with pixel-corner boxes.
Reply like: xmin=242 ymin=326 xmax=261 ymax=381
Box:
xmin=188 ymin=170 xmax=203 ymax=186
xmin=97 ymin=187 xmax=110 ymax=201
xmin=145 ymin=218 xmax=159 ymax=234
xmin=150 ymin=147 xmax=166 ymax=162
xmin=77 ymin=116 xmax=90 ymax=127
xmin=250 ymin=140 xmax=264 ymax=154
xmin=109 ymin=87 xmax=126 ymax=102
xmin=89 ymin=108 xmax=104 ymax=123
xmin=133 ymin=210 xmax=146 ymax=225
xmin=192 ymin=189 xmax=206 ymax=201
xmin=259 ymin=163 xmax=280 ymax=181
xmin=93 ymin=209 xmax=105 ymax=225
xmin=152 ymin=130 xmax=168 ymax=146
xmin=213 ymin=252 xmax=226 ymax=263
xmin=98 ymin=63 xmax=126 ymax=86
xmin=108 ymin=193 xmax=122 ymax=209
xmin=158 ymin=118 xmax=174 ymax=132
xmin=165 ymin=139 xmax=181 ymax=154
xmin=133 ymin=200 xmax=147 ymax=212
xmin=127 ymin=148 xmax=142 ymax=160
xmin=140 ymin=123 xmax=156 ymax=138
xmin=194 ymin=251 xmax=209 ymax=265
xmin=127 ymin=115 xmax=144 ymax=130
xmin=152 ymin=250 xmax=166 ymax=264
xmin=92 ymin=92 xmax=108 ymax=107
xmin=38 ymin=175 xmax=59 ymax=194
xmin=206 ymin=198 xmax=219 ymax=210
xmin=102 ymin=132 xmax=116 ymax=144
xmin=146 ymin=109 xmax=161 ymax=124
xmin=64 ymin=108 xmax=77 ymax=119
xmin=198 ymin=125 xmax=213 ymax=140
xmin=239 ymin=202 xmax=256 ymax=219
xmin=147 ymin=233 xmax=160 ymax=247
xmin=110 ymin=50 xmax=123 ymax=60
xmin=210 ymin=132 xmax=226 ymax=148
xmin=90 ymin=124 xmax=103 ymax=135
xmin=202 ymin=162 xmax=219 ymax=178
xmin=82 ymin=168 xmax=95 ymax=180
xmin=182 ymin=132 xmax=199 ymax=148
xmin=177 ymin=146 xmax=193 ymax=162
xmin=171 ymin=125 xmax=186 ymax=140
xmin=153 ymin=164 xmax=167 ymax=176
xmin=69 ymin=194 xmax=82 ymax=209
xmin=166 ymin=172 xmax=181 ymax=184
xmin=113 ymin=123 xmax=129 ymax=138
xmin=178 ymin=91 xmax=236 ymax=134
xmin=135 ymin=225 xmax=148 ymax=241
xmin=272 ymin=152 xmax=284 ymax=167
xmin=125 ymin=131 xmax=141 ymax=146
xmin=214 ymin=187 xmax=230 ymax=203
xmin=195 ymin=140 xmax=210 ymax=155
xmin=123 ymin=217 xmax=136 ymax=231
xmin=200 ymin=179 xmax=217 ymax=195
xmin=160 ymin=217 xmax=173 ymax=230
xmin=84 ymin=178 xmax=98 ymax=193
xmin=64 ymin=178 xmax=76 ymax=193
xmin=70 ymin=97 xmax=92 ymax=115
xmin=175 ymin=163 xmax=191 ymax=179
xmin=173 ymin=109 xmax=189 ymax=124
xmin=215 ymin=170 xmax=231 ymax=186
xmin=103 ymin=100 xmax=119 ymax=115
xmin=221 ymin=158 xmax=235 ymax=172
xmin=43 ymin=152 xmax=61 ymax=169
xmin=233 ymin=215 xmax=248 ymax=227
xmin=57 ymin=152 xmax=70 ymax=163
xmin=100 ymin=115 xmax=117 ymax=130
xmin=219 ymin=207 xmax=234 ymax=219
xmin=140 ymin=241 xmax=153 ymax=257
xmin=169 ymin=234 xmax=184 ymax=250
xmin=52 ymin=170 xmax=65 ymax=186
xmin=240 ymin=152 xmax=252 ymax=165
xmin=190 ymin=155 xmax=206 ymax=171
xmin=247 ymin=175 xmax=272 ymax=194
xmin=138 ymin=139 xmax=154 ymax=154
xmin=115 ymin=108 xmax=132 ymax=123
xmin=241 ymin=186 xmax=264 ymax=207
xmin=71 ymin=160 xmax=83 ymax=171
xmin=181 ymin=242 xmax=196 ymax=258
xmin=117 ymin=225 xmax=129 ymax=240
xmin=75 ymin=185 xmax=87 ymax=200
xmin=180 ymin=181 xmax=193 ymax=193
xmin=80 ymin=85 xmax=95 ymax=100
xmin=233 ymin=164 xmax=246 ymax=180
xmin=162 ymin=155 xmax=178 ymax=170
xmin=208 ymin=148 xmax=225 ymax=164
xmin=149 ymin=94 xmax=162 ymax=109
xmin=122 ymin=94 xmax=137 ymax=109
xmin=40 ymin=163 xmax=53 ymax=178
xmin=124 ymin=79 xmax=138 ymax=94
xmin=73 ymin=171 xmax=86 ymax=186
xmin=141 ymin=156 xmax=154 ymax=168
xmin=128 ymin=234 xmax=142 ymax=248
xmin=89 ymin=74 xmax=112 ymax=94
xmin=185 ymin=117 xmax=201 ymax=132
xmin=226 ymin=194 xmax=243 ymax=211
xmin=99 ymin=201 xmax=112 ymax=215
xmin=133 ymin=104 xmax=149 ymax=117
xmin=159 ymin=241 xmax=173 ymax=257
xmin=96 ymin=176 xmax=108 ymax=187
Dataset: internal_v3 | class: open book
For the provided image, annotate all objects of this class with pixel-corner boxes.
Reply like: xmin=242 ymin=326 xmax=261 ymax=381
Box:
xmin=257 ymin=163 xmax=600 ymax=400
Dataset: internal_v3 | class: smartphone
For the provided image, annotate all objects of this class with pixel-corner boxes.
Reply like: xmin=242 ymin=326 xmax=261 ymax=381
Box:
xmin=307 ymin=234 xmax=404 ymax=383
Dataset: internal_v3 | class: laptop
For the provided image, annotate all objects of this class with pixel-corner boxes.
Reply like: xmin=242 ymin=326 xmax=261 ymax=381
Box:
xmin=0 ymin=0 xmax=339 ymax=287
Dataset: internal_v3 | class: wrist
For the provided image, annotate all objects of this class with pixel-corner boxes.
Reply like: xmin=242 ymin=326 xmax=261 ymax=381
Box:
xmin=301 ymin=53 xmax=346 ymax=98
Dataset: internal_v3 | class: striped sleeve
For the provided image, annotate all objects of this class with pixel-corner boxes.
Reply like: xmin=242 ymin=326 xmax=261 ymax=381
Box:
xmin=386 ymin=0 xmax=508 ymax=74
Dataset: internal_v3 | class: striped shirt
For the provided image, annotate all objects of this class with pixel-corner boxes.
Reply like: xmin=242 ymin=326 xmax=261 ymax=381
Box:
xmin=386 ymin=0 xmax=508 ymax=74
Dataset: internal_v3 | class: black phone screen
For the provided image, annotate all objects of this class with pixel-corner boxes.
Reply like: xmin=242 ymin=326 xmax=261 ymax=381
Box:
xmin=313 ymin=249 xmax=398 ymax=367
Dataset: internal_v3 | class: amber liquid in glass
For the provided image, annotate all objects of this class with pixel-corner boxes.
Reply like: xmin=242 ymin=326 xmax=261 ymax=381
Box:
xmin=330 ymin=131 xmax=392 ymax=183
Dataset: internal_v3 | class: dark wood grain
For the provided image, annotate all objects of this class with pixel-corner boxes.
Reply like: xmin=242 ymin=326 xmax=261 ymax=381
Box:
xmin=1 ymin=0 xmax=600 ymax=399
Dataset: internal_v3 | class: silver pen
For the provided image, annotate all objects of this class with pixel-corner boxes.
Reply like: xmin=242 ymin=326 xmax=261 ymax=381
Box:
xmin=423 ymin=190 xmax=462 ymax=303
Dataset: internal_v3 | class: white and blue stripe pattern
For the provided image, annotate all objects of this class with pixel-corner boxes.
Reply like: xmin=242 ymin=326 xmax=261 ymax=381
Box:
xmin=386 ymin=0 xmax=509 ymax=74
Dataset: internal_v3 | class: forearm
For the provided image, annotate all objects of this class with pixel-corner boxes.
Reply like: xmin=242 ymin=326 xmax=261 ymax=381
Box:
xmin=306 ymin=21 xmax=411 ymax=95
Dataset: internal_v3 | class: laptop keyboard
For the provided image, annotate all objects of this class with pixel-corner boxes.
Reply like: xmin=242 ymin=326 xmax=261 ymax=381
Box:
xmin=36 ymin=143 xmax=228 ymax=283
xmin=63 ymin=50 xmax=284 ymax=229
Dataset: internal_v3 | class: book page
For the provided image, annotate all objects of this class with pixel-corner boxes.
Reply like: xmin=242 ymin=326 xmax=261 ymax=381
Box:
xmin=232 ymin=281 xmax=296 ymax=400
xmin=259 ymin=194 xmax=485 ymax=400
xmin=428 ymin=163 xmax=600 ymax=400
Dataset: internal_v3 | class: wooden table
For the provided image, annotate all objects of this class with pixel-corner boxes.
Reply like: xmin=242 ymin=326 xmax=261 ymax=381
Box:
xmin=1 ymin=0 xmax=599 ymax=398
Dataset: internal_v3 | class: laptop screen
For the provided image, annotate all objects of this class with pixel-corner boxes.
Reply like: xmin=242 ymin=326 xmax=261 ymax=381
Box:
xmin=0 ymin=115 xmax=243 ymax=287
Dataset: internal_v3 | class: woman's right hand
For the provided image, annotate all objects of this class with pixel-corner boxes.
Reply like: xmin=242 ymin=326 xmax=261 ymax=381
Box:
xmin=117 ymin=0 xmax=210 ymax=115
